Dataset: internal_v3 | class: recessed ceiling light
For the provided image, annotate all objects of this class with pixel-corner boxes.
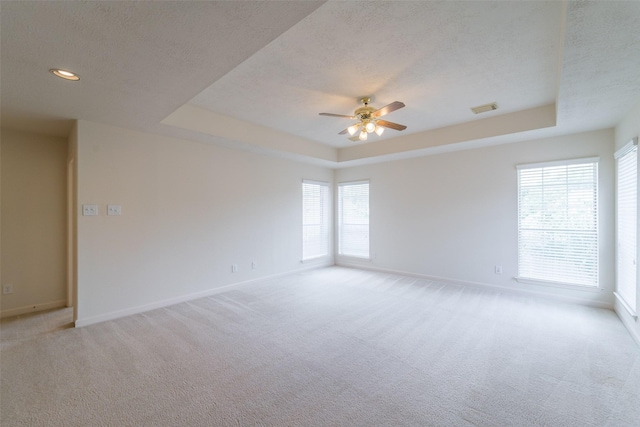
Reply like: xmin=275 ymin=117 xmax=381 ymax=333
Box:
xmin=49 ymin=68 xmax=80 ymax=81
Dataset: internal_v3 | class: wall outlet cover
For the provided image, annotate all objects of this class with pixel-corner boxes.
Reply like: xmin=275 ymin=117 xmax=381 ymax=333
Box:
xmin=82 ymin=204 xmax=98 ymax=216
xmin=107 ymin=205 xmax=122 ymax=216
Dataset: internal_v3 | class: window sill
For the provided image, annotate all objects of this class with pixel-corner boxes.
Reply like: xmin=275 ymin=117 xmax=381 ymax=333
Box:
xmin=301 ymin=255 xmax=332 ymax=264
xmin=514 ymin=276 xmax=602 ymax=292
xmin=336 ymin=255 xmax=371 ymax=261
xmin=614 ymin=292 xmax=638 ymax=319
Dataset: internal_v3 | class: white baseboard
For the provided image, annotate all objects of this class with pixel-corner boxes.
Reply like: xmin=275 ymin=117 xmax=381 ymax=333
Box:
xmin=336 ymin=262 xmax=613 ymax=310
xmin=1 ymin=300 xmax=67 ymax=319
xmin=75 ymin=261 xmax=334 ymax=328
xmin=614 ymin=301 xmax=640 ymax=349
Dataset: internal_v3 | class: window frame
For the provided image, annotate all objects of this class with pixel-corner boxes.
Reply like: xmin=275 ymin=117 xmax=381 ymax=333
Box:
xmin=614 ymin=138 xmax=638 ymax=317
xmin=337 ymin=180 xmax=370 ymax=259
xmin=302 ymin=179 xmax=330 ymax=262
xmin=516 ymin=157 xmax=600 ymax=288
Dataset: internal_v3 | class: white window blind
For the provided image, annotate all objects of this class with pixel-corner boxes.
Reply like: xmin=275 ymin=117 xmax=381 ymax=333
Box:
xmin=517 ymin=158 xmax=599 ymax=287
xmin=338 ymin=181 xmax=369 ymax=258
xmin=615 ymin=139 xmax=637 ymax=313
xmin=302 ymin=180 xmax=330 ymax=260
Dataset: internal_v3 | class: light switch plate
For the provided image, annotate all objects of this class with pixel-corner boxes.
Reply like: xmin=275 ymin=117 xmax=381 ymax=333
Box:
xmin=107 ymin=205 xmax=122 ymax=216
xmin=82 ymin=204 xmax=98 ymax=216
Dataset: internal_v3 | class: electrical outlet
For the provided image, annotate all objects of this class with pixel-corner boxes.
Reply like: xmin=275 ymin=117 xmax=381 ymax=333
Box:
xmin=495 ymin=265 xmax=503 ymax=274
xmin=3 ymin=284 xmax=13 ymax=295
xmin=82 ymin=204 xmax=98 ymax=216
xmin=232 ymin=264 xmax=238 ymax=273
xmin=107 ymin=205 xmax=122 ymax=216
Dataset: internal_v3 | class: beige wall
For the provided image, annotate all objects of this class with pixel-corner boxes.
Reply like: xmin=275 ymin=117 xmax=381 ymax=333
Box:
xmin=2 ymin=112 xmax=632 ymax=328
xmin=1 ymin=128 xmax=68 ymax=316
xmin=68 ymin=123 xmax=78 ymax=322
xmin=335 ymin=129 xmax=615 ymax=308
xmin=75 ymin=121 xmax=333 ymax=326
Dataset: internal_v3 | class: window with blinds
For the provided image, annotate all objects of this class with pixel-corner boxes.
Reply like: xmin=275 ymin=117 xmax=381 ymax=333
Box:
xmin=517 ymin=158 xmax=599 ymax=287
xmin=338 ymin=181 xmax=369 ymax=258
xmin=615 ymin=139 xmax=637 ymax=314
xmin=302 ymin=180 xmax=330 ymax=261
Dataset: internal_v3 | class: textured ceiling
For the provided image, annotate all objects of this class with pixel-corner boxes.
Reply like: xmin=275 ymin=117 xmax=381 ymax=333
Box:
xmin=190 ymin=1 xmax=562 ymax=147
xmin=2 ymin=1 xmax=640 ymax=167
xmin=557 ymin=1 xmax=640 ymax=131
xmin=0 ymin=1 xmax=325 ymax=136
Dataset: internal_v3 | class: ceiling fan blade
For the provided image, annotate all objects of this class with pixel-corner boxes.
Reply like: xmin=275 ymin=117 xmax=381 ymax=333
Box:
xmin=348 ymin=135 xmax=360 ymax=142
xmin=339 ymin=128 xmax=349 ymax=135
xmin=376 ymin=119 xmax=407 ymax=131
xmin=373 ymin=101 xmax=405 ymax=118
xmin=319 ymin=113 xmax=356 ymax=119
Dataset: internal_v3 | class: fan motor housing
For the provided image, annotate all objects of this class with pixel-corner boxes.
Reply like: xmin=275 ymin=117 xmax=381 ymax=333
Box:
xmin=354 ymin=106 xmax=375 ymax=120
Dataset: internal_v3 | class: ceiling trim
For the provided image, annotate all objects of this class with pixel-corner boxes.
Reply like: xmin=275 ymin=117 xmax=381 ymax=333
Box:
xmin=338 ymin=104 xmax=557 ymax=162
xmin=162 ymin=103 xmax=557 ymax=168
xmin=161 ymin=104 xmax=337 ymax=162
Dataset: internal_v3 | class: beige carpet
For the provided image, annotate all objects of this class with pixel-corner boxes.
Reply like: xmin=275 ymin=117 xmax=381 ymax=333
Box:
xmin=2 ymin=267 xmax=639 ymax=426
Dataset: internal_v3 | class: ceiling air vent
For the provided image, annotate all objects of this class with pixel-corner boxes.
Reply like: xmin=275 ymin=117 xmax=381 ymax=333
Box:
xmin=471 ymin=102 xmax=498 ymax=114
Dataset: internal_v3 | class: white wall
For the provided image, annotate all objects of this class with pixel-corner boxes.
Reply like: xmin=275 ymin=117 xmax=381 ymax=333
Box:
xmin=614 ymin=99 xmax=640 ymax=346
xmin=335 ymin=129 xmax=615 ymax=308
xmin=75 ymin=121 xmax=333 ymax=326
xmin=1 ymin=128 xmax=68 ymax=317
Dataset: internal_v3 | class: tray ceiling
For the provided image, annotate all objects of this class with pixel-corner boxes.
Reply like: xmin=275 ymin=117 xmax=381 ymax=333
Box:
xmin=2 ymin=1 xmax=639 ymax=167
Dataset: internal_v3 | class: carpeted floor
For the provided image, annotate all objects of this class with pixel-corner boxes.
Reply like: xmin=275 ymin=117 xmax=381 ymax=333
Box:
xmin=1 ymin=266 xmax=639 ymax=426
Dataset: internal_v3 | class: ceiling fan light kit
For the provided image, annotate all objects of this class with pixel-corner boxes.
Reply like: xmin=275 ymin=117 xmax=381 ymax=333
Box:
xmin=319 ymin=96 xmax=406 ymax=142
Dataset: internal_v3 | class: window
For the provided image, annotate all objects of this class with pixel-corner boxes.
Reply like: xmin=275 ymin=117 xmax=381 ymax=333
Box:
xmin=302 ymin=180 xmax=329 ymax=260
xmin=338 ymin=181 xmax=369 ymax=258
xmin=517 ymin=158 xmax=599 ymax=287
xmin=615 ymin=139 xmax=637 ymax=314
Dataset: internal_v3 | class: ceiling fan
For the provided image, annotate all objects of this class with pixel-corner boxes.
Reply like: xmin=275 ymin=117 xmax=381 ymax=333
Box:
xmin=319 ymin=97 xmax=407 ymax=141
